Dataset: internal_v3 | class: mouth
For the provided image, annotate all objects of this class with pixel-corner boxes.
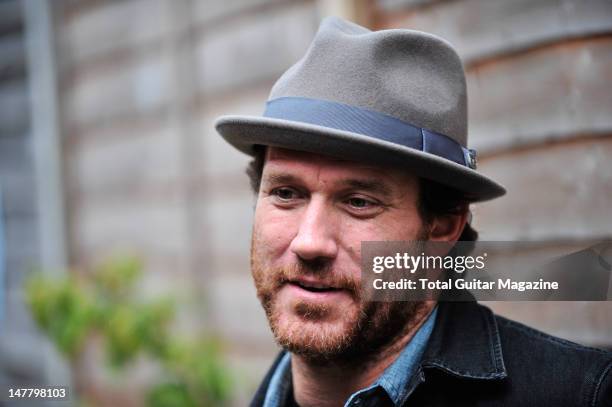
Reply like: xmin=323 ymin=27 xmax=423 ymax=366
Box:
xmin=288 ymin=280 xmax=342 ymax=293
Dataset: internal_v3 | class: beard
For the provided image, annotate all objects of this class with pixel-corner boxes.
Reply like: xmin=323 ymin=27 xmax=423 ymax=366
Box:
xmin=250 ymin=232 xmax=430 ymax=365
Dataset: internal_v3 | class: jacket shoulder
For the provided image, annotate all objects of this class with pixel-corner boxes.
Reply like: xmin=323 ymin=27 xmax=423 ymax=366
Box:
xmin=495 ymin=313 xmax=611 ymax=356
xmin=493 ymin=311 xmax=612 ymax=406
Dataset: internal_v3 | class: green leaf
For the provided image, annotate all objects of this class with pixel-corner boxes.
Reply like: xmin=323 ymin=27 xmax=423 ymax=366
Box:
xmin=147 ymin=382 xmax=197 ymax=407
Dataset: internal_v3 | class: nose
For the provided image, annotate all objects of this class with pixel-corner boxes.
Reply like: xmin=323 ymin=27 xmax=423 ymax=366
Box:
xmin=289 ymin=197 xmax=339 ymax=261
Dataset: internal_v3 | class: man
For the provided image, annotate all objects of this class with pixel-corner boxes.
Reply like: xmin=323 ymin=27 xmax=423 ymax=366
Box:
xmin=215 ymin=17 xmax=612 ymax=407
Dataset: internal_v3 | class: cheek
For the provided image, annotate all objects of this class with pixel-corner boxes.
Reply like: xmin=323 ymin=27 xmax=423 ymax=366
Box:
xmin=337 ymin=213 xmax=425 ymax=272
xmin=371 ymin=210 xmax=425 ymax=240
xmin=336 ymin=220 xmax=384 ymax=282
xmin=253 ymin=202 xmax=298 ymax=258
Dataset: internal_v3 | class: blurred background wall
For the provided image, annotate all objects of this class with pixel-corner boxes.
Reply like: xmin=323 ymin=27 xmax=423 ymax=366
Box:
xmin=0 ymin=0 xmax=611 ymax=405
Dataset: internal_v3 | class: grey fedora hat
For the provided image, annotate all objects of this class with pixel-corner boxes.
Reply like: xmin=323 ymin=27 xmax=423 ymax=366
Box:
xmin=215 ymin=17 xmax=505 ymax=201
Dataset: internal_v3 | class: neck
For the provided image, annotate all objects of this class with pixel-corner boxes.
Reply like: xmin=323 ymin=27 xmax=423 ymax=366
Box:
xmin=290 ymin=301 xmax=436 ymax=407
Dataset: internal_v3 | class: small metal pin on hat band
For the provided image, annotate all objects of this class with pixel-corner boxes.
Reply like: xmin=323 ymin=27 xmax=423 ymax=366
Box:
xmin=466 ymin=149 xmax=478 ymax=170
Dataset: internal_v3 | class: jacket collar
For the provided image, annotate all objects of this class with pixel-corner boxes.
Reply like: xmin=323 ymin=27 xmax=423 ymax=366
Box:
xmin=420 ymin=299 xmax=508 ymax=380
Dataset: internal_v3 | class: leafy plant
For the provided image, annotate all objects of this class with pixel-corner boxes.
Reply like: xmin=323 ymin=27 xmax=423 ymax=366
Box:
xmin=25 ymin=257 xmax=232 ymax=406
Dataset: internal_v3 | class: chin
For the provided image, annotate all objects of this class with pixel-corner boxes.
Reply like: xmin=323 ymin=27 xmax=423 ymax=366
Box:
xmin=265 ymin=296 xmax=428 ymax=364
xmin=269 ymin=301 xmax=361 ymax=360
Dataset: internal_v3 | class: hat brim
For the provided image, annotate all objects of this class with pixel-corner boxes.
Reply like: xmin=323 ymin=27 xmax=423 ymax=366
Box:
xmin=215 ymin=115 xmax=505 ymax=202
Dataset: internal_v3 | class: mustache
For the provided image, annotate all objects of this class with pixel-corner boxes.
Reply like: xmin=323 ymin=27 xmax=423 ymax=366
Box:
xmin=270 ymin=259 xmax=359 ymax=292
xmin=274 ymin=258 xmax=361 ymax=295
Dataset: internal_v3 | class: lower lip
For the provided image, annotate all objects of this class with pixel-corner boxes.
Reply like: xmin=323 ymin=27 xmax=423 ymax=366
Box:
xmin=285 ymin=283 xmax=349 ymax=301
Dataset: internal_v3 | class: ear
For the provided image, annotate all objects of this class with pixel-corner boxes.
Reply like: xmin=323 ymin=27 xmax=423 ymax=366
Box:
xmin=427 ymin=209 xmax=469 ymax=243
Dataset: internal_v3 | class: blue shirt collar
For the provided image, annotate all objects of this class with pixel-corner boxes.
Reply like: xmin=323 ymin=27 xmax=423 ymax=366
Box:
xmin=263 ymin=306 xmax=438 ymax=407
xmin=263 ymin=351 xmax=292 ymax=407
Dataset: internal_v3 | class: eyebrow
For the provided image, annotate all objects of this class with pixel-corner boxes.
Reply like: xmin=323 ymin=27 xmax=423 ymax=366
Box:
xmin=263 ymin=172 xmax=394 ymax=198
xmin=263 ymin=173 xmax=302 ymax=187
xmin=340 ymin=179 xmax=393 ymax=198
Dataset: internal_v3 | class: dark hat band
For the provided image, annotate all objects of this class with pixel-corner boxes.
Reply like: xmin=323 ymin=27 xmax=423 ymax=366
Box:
xmin=263 ymin=97 xmax=477 ymax=169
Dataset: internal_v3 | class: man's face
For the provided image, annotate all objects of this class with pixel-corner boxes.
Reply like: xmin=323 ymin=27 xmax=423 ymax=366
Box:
xmin=251 ymin=147 xmax=429 ymax=362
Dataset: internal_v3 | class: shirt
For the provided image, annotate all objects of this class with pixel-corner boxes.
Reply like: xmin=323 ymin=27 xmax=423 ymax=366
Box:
xmin=262 ymin=307 xmax=438 ymax=407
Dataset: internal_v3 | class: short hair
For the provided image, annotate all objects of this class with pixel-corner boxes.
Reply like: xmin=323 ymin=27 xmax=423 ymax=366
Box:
xmin=246 ymin=146 xmax=478 ymax=246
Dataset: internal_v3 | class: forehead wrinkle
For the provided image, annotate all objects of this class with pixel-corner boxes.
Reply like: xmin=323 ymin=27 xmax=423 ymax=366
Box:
xmin=266 ymin=147 xmax=393 ymax=175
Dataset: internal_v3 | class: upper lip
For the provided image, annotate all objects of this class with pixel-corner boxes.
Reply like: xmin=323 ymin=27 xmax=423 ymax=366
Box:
xmin=290 ymin=278 xmax=340 ymax=290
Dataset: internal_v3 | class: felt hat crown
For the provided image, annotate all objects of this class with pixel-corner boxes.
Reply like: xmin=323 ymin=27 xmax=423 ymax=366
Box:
xmin=215 ymin=16 xmax=505 ymax=201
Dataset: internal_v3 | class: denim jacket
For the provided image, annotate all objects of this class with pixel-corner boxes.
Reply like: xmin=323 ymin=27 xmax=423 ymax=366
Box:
xmin=250 ymin=300 xmax=612 ymax=406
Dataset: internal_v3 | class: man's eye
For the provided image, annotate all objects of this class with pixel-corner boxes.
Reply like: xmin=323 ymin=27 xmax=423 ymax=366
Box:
xmin=347 ymin=197 xmax=371 ymax=208
xmin=348 ymin=198 xmax=370 ymax=208
xmin=271 ymin=187 xmax=299 ymax=201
